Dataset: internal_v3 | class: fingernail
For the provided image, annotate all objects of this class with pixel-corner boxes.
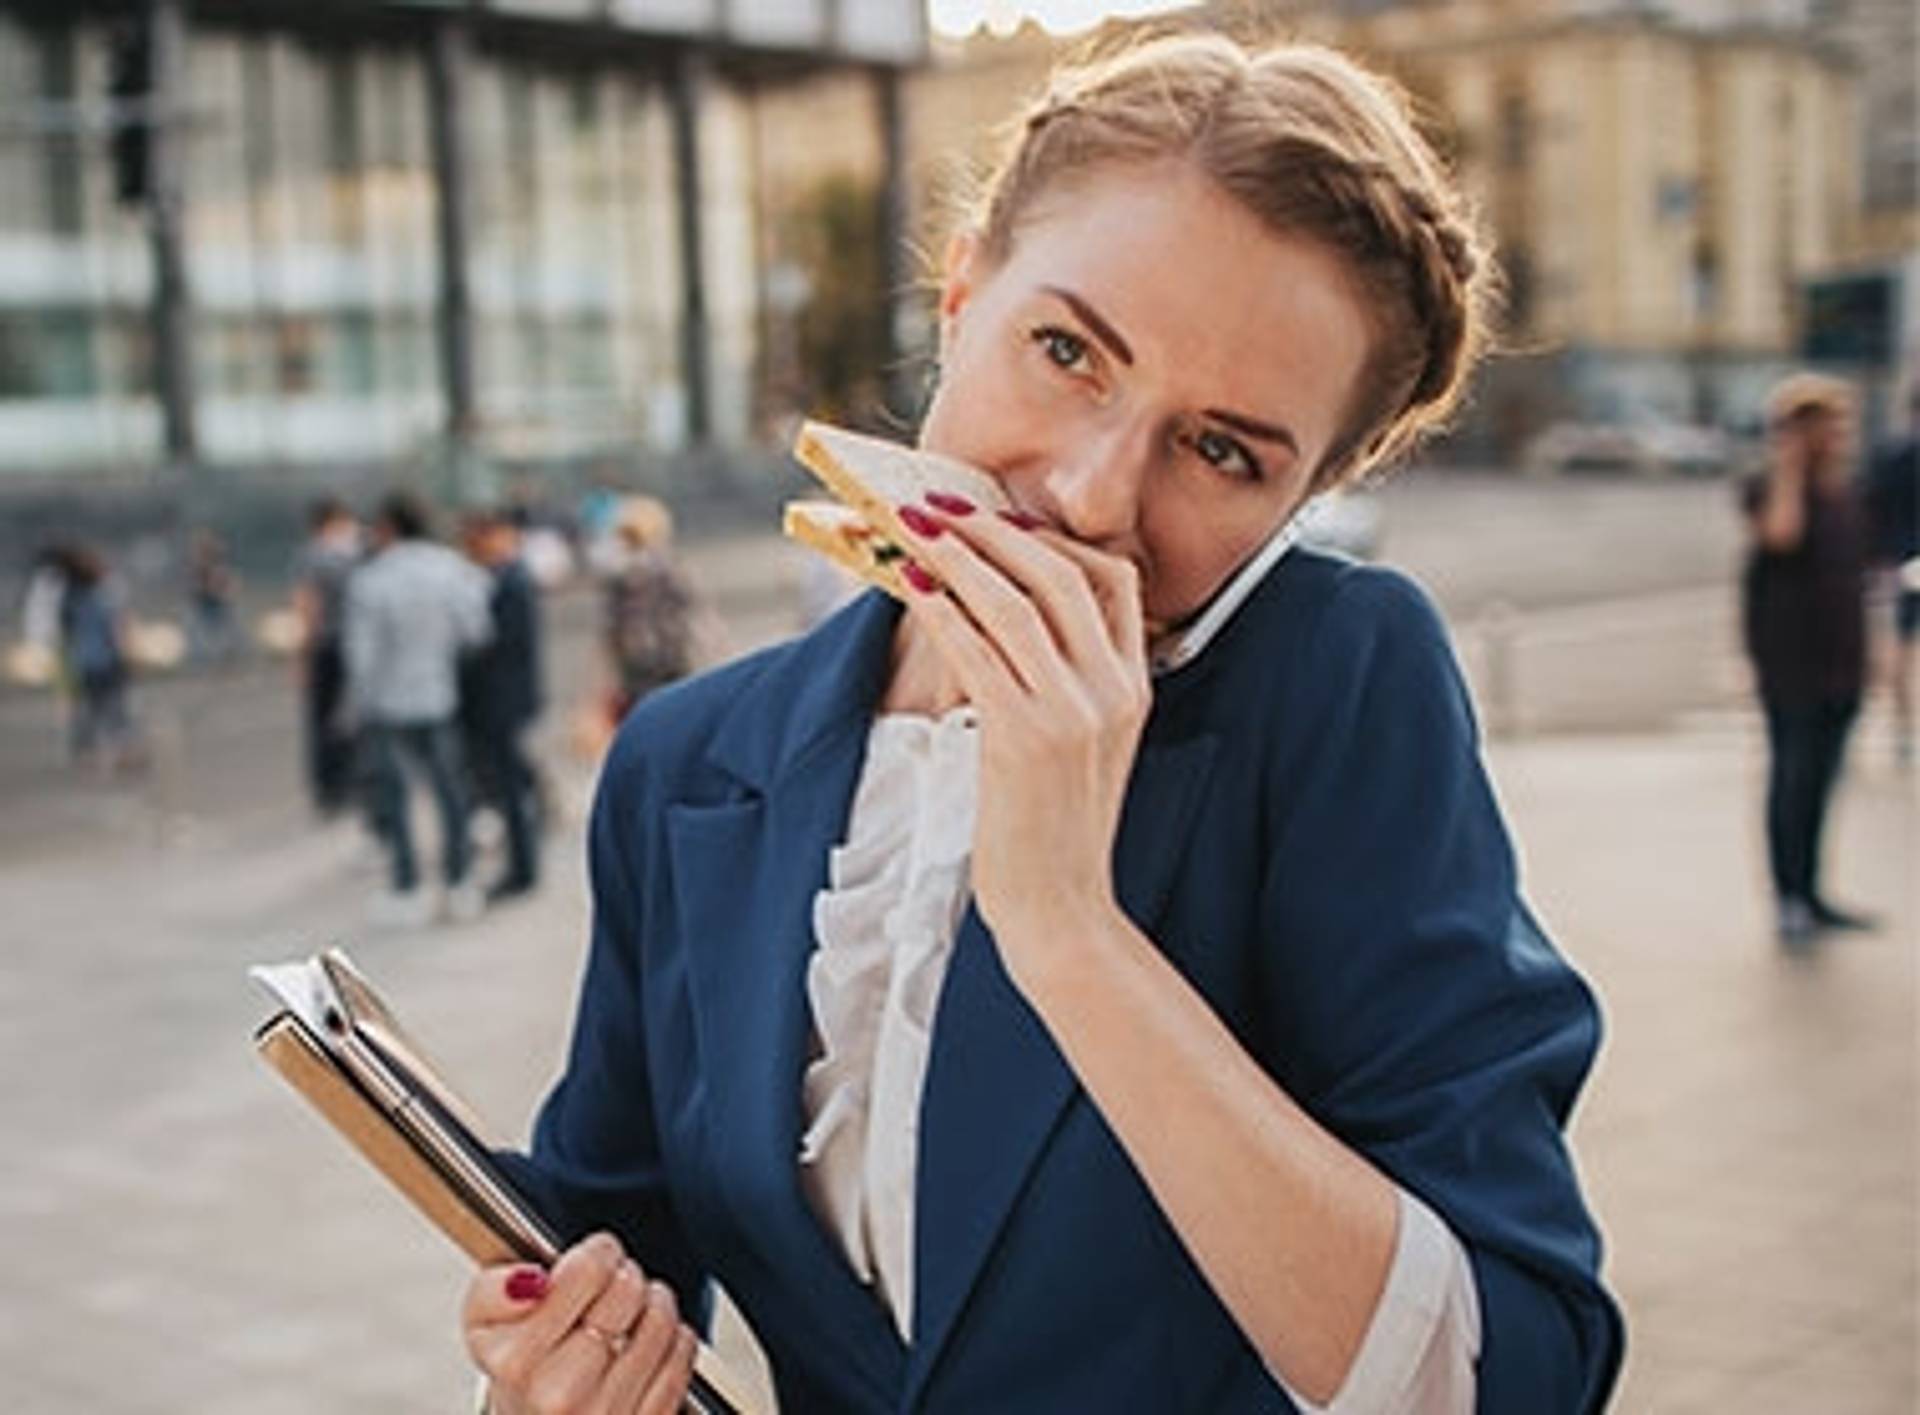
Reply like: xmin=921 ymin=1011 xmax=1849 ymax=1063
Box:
xmin=649 ymin=1280 xmax=678 ymax=1318
xmin=902 ymin=562 xmax=940 ymax=594
xmin=999 ymin=509 xmax=1045 ymax=530
xmin=898 ymin=505 xmax=945 ymax=539
xmin=506 ymin=1267 xmax=549 ymax=1303
xmin=924 ymin=492 xmax=975 ymax=516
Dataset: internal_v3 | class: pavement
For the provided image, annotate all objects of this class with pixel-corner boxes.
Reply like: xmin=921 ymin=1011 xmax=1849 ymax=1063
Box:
xmin=1 ymin=471 xmax=1914 ymax=1412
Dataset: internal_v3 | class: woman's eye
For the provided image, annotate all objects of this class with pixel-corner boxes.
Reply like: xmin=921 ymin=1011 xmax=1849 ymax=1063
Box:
xmin=1030 ymin=325 xmax=1090 ymax=372
xmin=1190 ymin=427 xmax=1264 ymax=483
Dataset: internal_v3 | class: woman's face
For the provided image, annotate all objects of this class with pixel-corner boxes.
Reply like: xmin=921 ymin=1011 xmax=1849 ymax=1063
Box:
xmin=921 ymin=161 xmax=1374 ymax=630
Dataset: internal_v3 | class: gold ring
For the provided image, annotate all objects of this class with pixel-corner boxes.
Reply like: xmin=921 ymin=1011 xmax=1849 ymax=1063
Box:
xmin=580 ymin=1321 xmax=629 ymax=1357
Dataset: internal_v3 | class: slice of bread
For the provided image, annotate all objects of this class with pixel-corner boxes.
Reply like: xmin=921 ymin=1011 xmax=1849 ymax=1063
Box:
xmin=782 ymin=500 xmax=914 ymax=601
xmin=791 ymin=421 xmax=1011 ymax=557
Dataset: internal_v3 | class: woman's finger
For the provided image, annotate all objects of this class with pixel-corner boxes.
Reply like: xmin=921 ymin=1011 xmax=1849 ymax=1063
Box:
xmin=596 ymin=1281 xmax=683 ymax=1415
xmin=523 ymin=1327 xmax=618 ymax=1415
xmin=575 ymin=1258 xmax=648 ymax=1359
xmin=897 ymin=508 xmax=1072 ymax=697
xmin=903 ymin=503 xmax=1113 ymax=677
xmin=1028 ymin=528 xmax=1149 ymax=675
xmin=635 ymin=1327 xmax=699 ymax=1415
xmin=901 ymin=563 xmax=1033 ymax=712
xmin=469 ymin=1233 xmax=627 ymax=1395
xmin=508 ymin=1233 xmax=627 ymax=1350
xmin=465 ymin=1262 xmax=552 ymax=1331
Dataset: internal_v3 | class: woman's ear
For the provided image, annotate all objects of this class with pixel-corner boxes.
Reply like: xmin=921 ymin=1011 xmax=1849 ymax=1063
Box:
xmin=937 ymin=230 xmax=985 ymax=354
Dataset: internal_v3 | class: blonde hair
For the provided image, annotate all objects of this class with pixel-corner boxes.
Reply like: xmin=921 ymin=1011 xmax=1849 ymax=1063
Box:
xmin=962 ymin=32 xmax=1496 ymax=490
xmin=617 ymin=495 xmax=675 ymax=550
xmin=1765 ymin=371 xmax=1855 ymax=429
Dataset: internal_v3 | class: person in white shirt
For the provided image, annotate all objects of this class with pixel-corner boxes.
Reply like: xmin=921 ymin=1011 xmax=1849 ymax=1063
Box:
xmin=461 ymin=34 xmax=1622 ymax=1415
xmin=345 ymin=491 xmax=492 ymax=927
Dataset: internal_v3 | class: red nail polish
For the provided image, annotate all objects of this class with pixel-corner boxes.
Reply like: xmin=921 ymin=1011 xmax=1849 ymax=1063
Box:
xmin=924 ymin=492 xmax=976 ymax=516
xmin=898 ymin=505 xmax=945 ymax=539
xmin=902 ymin=562 xmax=940 ymax=594
xmin=506 ymin=1267 xmax=550 ymax=1303
xmin=999 ymin=509 xmax=1045 ymax=530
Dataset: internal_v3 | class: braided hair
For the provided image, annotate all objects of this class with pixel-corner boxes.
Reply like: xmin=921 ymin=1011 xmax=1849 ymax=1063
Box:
xmin=965 ymin=33 xmax=1497 ymax=490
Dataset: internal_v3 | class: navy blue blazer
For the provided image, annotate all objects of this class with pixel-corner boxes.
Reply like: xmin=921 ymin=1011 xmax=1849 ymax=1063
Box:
xmin=502 ymin=549 xmax=1624 ymax=1413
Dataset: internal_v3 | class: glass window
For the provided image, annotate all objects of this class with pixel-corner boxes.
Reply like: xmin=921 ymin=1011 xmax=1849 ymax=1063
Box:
xmin=0 ymin=315 xmax=38 ymax=398
xmin=41 ymin=27 xmax=85 ymax=237
xmin=325 ymin=49 xmax=366 ymax=247
xmin=277 ymin=317 xmax=320 ymax=395
xmin=0 ymin=18 xmax=42 ymax=235
xmin=335 ymin=308 xmax=378 ymax=395
xmin=104 ymin=311 xmax=156 ymax=399
xmin=0 ymin=310 xmax=98 ymax=399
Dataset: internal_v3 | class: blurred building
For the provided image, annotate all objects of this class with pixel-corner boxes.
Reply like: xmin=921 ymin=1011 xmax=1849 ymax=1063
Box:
xmin=1338 ymin=0 xmax=1914 ymax=442
xmin=0 ymin=0 xmax=924 ymax=483
xmin=901 ymin=0 xmax=1913 ymax=455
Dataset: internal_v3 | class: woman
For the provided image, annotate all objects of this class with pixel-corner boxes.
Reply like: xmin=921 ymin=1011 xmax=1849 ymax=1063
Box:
xmin=464 ymin=34 xmax=1622 ymax=1415
xmin=57 ymin=543 xmax=144 ymax=775
xmin=1740 ymin=372 xmax=1875 ymax=941
xmin=602 ymin=495 xmax=699 ymax=723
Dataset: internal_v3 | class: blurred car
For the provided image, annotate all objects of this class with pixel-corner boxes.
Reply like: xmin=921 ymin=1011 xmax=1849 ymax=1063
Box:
xmin=1294 ymin=488 xmax=1384 ymax=560
xmin=1521 ymin=418 xmax=1737 ymax=477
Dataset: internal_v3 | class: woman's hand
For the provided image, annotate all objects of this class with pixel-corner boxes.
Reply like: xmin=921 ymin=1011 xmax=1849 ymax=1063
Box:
xmin=463 ymin=1233 xmax=697 ymax=1415
xmin=894 ymin=498 xmax=1152 ymax=994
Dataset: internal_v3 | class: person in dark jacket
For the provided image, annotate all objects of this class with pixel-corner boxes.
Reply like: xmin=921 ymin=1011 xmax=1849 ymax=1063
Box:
xmin=461 ymin=508 xmax=545 ymax=901
xmin=56 ymin=543 xmax=146 ymax=775
xmin=1740 ymin=372 xmax=1877 ymax=942
xmin=1865 ymin=382 xmax=1919 ymax=765
xmin=292 ymin=498 xmax=363 ymax=815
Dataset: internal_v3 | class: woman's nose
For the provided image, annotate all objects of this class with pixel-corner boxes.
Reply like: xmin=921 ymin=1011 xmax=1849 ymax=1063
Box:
xmin=1037 ymin=427 xmax=1152 ymax=543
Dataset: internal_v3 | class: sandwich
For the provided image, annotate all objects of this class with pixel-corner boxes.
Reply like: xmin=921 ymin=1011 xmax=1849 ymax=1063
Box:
xmin=783 ymin=421 xmax=1012 ymax=600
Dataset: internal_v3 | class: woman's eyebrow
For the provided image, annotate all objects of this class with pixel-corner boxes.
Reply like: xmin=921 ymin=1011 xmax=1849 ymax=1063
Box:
xmin=1040 ymin=285 xmax=1135 ymax=366
xmin=1203 ymin=408 xmax=1300 ymax=458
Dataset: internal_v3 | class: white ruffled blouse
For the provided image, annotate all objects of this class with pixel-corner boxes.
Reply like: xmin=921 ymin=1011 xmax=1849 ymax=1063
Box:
xmin=795 ymin=708 xmax=1482 ymax=1413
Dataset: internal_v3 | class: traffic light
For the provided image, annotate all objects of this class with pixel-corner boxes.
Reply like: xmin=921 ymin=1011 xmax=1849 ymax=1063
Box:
xmin=108 ymin=18 xmax=151 ymax=205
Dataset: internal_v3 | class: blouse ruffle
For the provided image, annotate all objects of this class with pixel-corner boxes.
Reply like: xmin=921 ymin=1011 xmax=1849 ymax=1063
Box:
xmin=797 ymin=706 xmax=979 ymax=1341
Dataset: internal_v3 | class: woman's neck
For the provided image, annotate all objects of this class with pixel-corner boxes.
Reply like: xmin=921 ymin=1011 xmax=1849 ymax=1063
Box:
xmin=878 ymin=615 xmax=969 ymax=717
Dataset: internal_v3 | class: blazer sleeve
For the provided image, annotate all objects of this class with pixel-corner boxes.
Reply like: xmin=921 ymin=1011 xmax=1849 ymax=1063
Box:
xmin=1253 ymin=567 xmax=1624 ymax=1414
xmin=494 ymin=735 xmax=710 ymax=1321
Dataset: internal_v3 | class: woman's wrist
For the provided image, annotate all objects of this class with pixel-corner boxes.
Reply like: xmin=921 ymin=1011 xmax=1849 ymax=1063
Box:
xmin=994 ymin=893 xmax=1141 ymax=1012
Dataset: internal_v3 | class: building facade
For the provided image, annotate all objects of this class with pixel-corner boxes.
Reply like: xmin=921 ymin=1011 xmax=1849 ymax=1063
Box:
xmin=0 ymin=0 xmax=924 ymax=483
xmin=1344 ymin=0 xmax=1869 ymax=437
xmin=905 ymin=1 xmax=1908 ymax=455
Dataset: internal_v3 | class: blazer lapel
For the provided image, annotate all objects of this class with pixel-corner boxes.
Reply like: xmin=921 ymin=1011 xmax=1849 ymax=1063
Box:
xmin=905 ymin=727 xmax=1220 ymax=1406
xmin=668 ymin=593 xmax=909 ymax=1399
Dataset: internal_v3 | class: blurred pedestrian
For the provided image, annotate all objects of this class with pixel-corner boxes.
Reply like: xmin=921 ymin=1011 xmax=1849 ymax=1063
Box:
xmin=56 ymin=543 xmax=145 ymax=775
xmin=186 ymin=529 xmax=242 ymax=667
xmin=602 ymin=495 xmax=697 ymax=724
xmin=1865 ymin=382 xmax=1919 ymax=766
xmin=503 ymin=476 xmax=578 ymax=590
xmin=292 ymin=498 xmax=362 ymax=815
xmin=21 ymin=543 xmax=67 ymax=657
xmin=15 ymin=543 xmax=70 ymax=695
xmin=1740 ymin=372 xmax=1876 ymax=942
xmin=460 ymin=508 xmax=545 ymax=902
xmin=578 ymin=466 xmax=628 ymax=577
xmin=345 ymin=492 xmax=492 ymax=927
